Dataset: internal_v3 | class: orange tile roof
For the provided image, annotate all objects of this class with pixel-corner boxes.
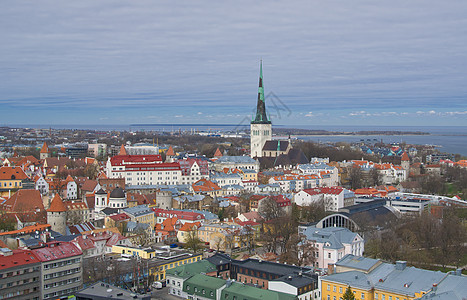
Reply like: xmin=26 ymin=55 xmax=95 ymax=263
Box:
xmin=40 ymin=142 xmax=49 ymax=154
xmin=214 ymin=148 xmax=223 ymax=157
xmin=192 ymin=178 xmax=221 ymax=192
xmin=0 ymin=223 xmax=51 ymax=236
xmin=118 ymin=144 xmax=127 ymax=156
xmin=47 ymin=194 xmax=67 ymax=212
xmin=166 ymin=146 xmax=175 ymax=156
xmin=1 ymin=189 xmax=44 ymax=212
xmin=0 ymin=166 xmax=29 ymax=180
xmin=401 ymin=152 xmax=410 ymax=161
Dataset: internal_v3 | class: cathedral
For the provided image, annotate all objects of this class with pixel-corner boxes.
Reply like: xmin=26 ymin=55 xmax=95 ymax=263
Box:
xmin=250 ymin=61 xmax=308 ymax=167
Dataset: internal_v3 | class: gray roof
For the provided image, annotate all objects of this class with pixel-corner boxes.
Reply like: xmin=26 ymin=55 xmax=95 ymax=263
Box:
xmin=109 ymin=187 xmax=125 ymax=198
xmin=174 ymin=194 xmax=205 ymax=203
xmin=126 ymin=221 xmax=149 ymax=232
xmin=375 ymin=266 xmax=446 ymax=297
xmin=272 ymin=273 xmax=318 ymax=288
xmin=234 ymin=258 xmax=312 ymax=277
xmin=335 ymin=254 xmax=381 ymax=272
xmin=423 ymin=273 xmax=467 ymax=300
xmin=215 ymin=156 xmax=257 ymax=164
xmin=180 ymin=209 xmax=218 ymax=220
xmin=302 ymin=227 xmax=360 ymax=250
xmin=75 ymin=281 xmax=150 ymax=300
xmin=123 ymin=205 xmax=153 ymax=217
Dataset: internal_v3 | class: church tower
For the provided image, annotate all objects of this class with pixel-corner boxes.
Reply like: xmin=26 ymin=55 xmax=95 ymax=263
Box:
xmin=250 ymin=61 xmax=272 ymax=158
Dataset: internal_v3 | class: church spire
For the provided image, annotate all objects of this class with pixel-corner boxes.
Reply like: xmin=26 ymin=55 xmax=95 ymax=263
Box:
xmin=252 ymin=60 xmax=271 ymax=124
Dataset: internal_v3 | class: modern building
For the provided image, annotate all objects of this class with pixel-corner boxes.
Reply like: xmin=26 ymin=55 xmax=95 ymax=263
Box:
xmin=0 ymin=248 xmax=41 ymax=300
xmin=31 ymin=241 xmax=83 ymax=300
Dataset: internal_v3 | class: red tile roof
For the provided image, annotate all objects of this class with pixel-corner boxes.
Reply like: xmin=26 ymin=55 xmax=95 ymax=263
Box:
xmin=1 ymin=189 xmax=44 ymax=212
xmin=303 ymin=186 xmax=344 ymax=196
xmin=0 ymin=249 xmax=41 ymax=270
xmin=31 ymin=242 xmax=82 ymax=262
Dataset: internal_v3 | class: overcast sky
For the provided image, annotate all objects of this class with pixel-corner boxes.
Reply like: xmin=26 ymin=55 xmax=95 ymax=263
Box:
xmin=1 ymin=0 xmax=466 ymax=127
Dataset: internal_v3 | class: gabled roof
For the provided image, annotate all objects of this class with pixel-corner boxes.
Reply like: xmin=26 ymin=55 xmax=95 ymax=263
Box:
xmin=192 ymin=178 xmax=221 ymax=192
xmin=47 ymin=194 xmax=67 ymax=212
xmin=0 ymin=166 xmax=29 ymax=180
xmin=1 ymin=189 xmax=44 ymax=212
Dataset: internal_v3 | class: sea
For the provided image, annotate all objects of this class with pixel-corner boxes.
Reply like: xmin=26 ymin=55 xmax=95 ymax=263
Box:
xmin=12 ymin=124 xmax=467 ymax=157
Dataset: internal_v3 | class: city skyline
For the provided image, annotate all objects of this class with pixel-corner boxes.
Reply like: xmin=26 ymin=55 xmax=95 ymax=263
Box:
xmin=1 ymin=0 xmax=467 ymax=127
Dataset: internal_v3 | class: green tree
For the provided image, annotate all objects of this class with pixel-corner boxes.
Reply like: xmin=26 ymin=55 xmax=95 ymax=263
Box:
xmin=343 ymin=286 xmax=355 ymax=300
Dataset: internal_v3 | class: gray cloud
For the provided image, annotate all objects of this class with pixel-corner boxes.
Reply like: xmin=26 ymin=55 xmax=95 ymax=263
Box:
xmin=0 ymin=0 xmax=466 ymax=125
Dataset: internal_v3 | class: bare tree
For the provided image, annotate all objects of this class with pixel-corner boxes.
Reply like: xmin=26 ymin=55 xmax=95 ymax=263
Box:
xmin=184 ymin=229 xmax=203 ymax=253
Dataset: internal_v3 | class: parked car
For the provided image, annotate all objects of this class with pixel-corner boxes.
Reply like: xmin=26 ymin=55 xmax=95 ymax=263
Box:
xmin=152 ymin=282 xmax=163 ymax=289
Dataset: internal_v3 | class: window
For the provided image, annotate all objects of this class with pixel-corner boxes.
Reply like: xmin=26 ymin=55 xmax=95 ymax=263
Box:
xmin=328 ymin=253 xmax=331 ymax=259
xmin=327 ymin=284 xmax=330 ymax=291
xmin=339 ymin=287 xmax=342 ymax=293
xmin=333 ymin=286 xmax=336 ymax=292
xmin=361 ymin=293 xmax=365 ymax=299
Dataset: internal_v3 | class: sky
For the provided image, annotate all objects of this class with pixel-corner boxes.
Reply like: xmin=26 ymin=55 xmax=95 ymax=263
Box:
xmin=1 ymin=0 xmax=467 ymax=128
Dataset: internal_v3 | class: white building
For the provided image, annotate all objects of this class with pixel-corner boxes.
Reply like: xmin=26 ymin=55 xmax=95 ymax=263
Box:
xmin=294 ymin=187 xmax=354 ymax=212
xmin=213 ymin=156 xmax=260 ymax=172
xmin=301 ymin=226 xmax=364 ymax=270
xmin=106 ymin=154 xmax=182 ymax=186
xmin=211 ymin=172 xmax=243 ymax=188
xmin=269 ymin=174 xmax=320 ymax=193
xmin=297 ymin=163 xmax=339 ymax=186
xmin=179 ymin=158 xmax=209 ymax=185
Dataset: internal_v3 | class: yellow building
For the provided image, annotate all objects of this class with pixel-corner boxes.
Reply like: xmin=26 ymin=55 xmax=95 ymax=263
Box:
xmin=0 ymin=166 xmax=28 ymax=197
xmin=321 ymin=255 xmax=448 ymax=300
xmin=147 ymin=250 xmax=203 ymax=282
xmin=122 ymin=205 xmax=156 ymax=229
xmin=112 ymin=245 xmax=156 ymax=259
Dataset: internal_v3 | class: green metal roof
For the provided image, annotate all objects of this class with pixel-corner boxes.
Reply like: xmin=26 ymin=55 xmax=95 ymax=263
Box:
xmin=222 ymin=282 xmax=297 ymax=300
xmin=166 ymin=260 xmax=216 ymax=279
xmin=183 ymin=274 xmax=226 ymax=300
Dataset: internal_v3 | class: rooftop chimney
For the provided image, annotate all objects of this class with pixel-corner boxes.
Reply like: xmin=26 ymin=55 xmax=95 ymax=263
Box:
xmin=395 ymin=261 xmax=407 ymax=271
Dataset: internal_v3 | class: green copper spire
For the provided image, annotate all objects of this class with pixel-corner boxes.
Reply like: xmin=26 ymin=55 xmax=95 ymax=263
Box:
xmin=252 ymin=60 xmax=271 ymax=124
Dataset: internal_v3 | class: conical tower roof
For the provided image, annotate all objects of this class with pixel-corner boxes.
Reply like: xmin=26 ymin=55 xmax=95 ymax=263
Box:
xmin=401 ymin=152 xmax=410 ymax=161
xmin=118 ymin=144 xmax=127 ymax=155
xmin=166 ymin=146 xmax=175 ymax=156
xmin=251 ymin=60 xmax=271 ymax=125
xmin=47 ymin=194 xmax=67 ymax=212
xmin=214 ymin=148 xmax=223 ymax=157
xmin=40 ymin=142 xmax=49 ymax=154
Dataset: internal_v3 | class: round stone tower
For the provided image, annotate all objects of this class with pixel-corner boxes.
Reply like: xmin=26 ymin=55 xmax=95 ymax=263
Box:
xmin=156 ymin=189 xmax=172 ymax=210
xmin=47 ymin=194 xmax=67 ymax=235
